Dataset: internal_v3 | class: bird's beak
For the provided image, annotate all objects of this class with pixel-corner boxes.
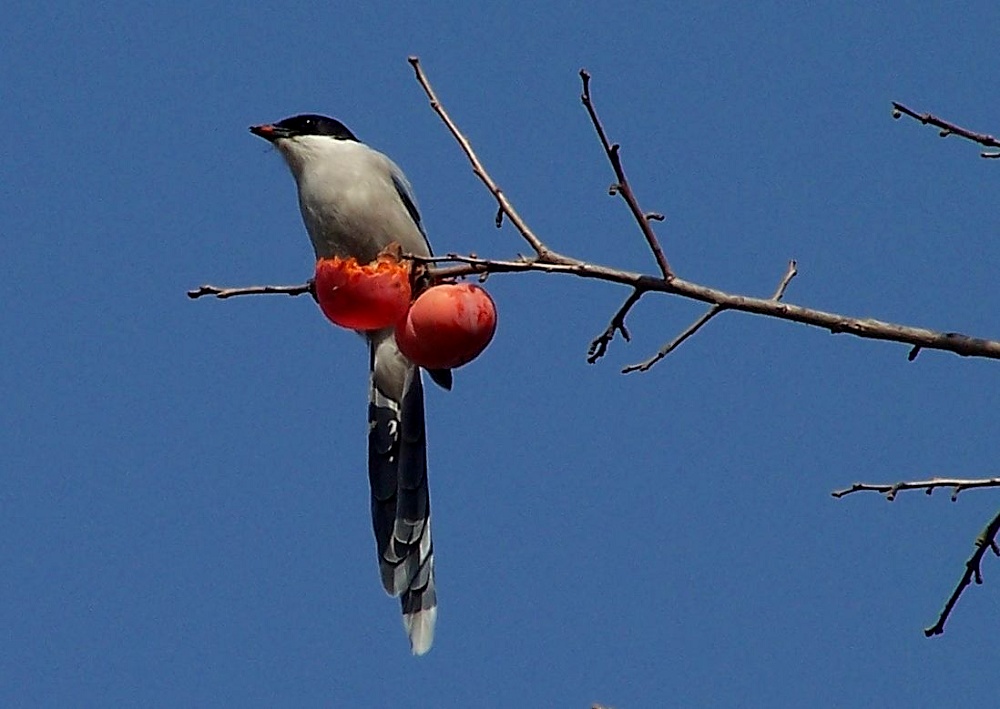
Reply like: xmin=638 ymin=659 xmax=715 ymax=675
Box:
xmin=249 ymin=124 xmax=290 ymax=142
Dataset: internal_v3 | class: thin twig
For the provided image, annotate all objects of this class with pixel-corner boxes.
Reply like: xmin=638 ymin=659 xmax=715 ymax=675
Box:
xmin=587 ymin=289 xmax=644 ymax=364
xmin=623 ymin=305 xmax=725 ymax=373
xmin=832 ymin=477 xmax=1000 ymax=502
xmin=892 ymin=101 xmax=1000 ymax=158
xmin=580 ymin=70 xmax=673 ymax=280
xmin=771 ymin=260 xmax=798 ymax=301
xmin=924 ymin=509 xmax=1000 ymax=637
xmin=187 ymin=282 xmax=313 ymax=300
xmin=623 ymin=258 xmax=799 ymax=372
xmin=408 ymin=56 xmax=556 ymax=261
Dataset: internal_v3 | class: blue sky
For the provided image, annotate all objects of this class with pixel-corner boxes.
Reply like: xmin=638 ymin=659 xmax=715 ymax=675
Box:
xmin=4 ymin=2 xmax=1000 ymax=707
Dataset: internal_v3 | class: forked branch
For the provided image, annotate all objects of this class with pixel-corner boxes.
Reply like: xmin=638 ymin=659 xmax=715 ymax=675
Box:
xmin=190 ymin=63 xmax=1000 ymax=372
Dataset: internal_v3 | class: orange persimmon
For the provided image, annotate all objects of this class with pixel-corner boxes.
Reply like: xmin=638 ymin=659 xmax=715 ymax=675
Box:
xmin=395 ymin=283 xmax=497 ymax=369
xmin=313 ymin=255 xmax=411 ymax=331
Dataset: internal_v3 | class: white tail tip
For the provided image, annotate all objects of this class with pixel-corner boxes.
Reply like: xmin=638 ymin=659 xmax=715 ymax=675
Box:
xmin=404 ymin=607 xmax=437 ymax=655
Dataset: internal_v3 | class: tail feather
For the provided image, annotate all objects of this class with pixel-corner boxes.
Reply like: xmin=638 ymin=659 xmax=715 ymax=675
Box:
xmin=368 ymin=340 xmax=436 ymax=655
xmin=395 ymin=369 xmax=429 ymax=544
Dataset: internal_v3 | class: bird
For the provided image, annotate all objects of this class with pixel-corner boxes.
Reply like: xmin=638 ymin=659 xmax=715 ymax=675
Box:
xmin=250 ymin=114 xmax=449 ymax=655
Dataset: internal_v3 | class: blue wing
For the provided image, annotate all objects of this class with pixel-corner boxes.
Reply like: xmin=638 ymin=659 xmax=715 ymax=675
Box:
xmin=391 ymin=171 xmax=432 ymax=253
xmin=390 ymin=167 xmax=452 ymax=391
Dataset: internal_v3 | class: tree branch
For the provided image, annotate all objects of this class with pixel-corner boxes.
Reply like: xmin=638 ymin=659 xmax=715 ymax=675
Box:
xmin=833 ymin=477 xmax=1000 ymax=635
xmin=580 ymin=69 xmax=673 ymax=279
xmin=187 ymin=282 xmax=314 ymax=300
xmin=403 ymin=60 xmax=1000 ymax=365
xmin=409 ymin=253 xmax=1000 ymax=363
xmin=407 ymin=56 xmax=560 ymax=261
xmin=587 ymin=289 xmax=644 ymax=364
xmin=924 ymin=509 xmax=1000 ymax=637
xmin=770 ymin=260 xmax=798 ymax=301
xmin=832 ymin=477 xmax=1000 ymax=502
xmin=621 ymin=260 xmax=798 ymax=373
xmin=892 ymin=101 xmax=1000 ymax=158
xmin=190 ymin=68 xmax=1000 ymax=371
xmin=623 ymin=304 xmax=724 ymax=374
xmin=187 ymin=250 xmax=1000 ymax=367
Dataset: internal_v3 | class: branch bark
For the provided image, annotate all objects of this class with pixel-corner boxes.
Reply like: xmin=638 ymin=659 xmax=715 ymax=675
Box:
xmin=892 ymin=101 xmax=1000 ymax=158
xmin=580 ymin=69 xmax=673 ymax=279
xmin=190 ymin=249 xmax=1000 ymax=366
xmin=187 ymin=282 xmax=314 ymax=300
xmin=924 ymin=510 xmax=1000 ymax=637
xmin=832 ymin=477 xmax=1000 ymax=502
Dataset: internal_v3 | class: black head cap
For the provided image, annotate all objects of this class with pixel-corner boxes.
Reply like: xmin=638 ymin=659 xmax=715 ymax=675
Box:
xmin=250 ymin=114 xmax=358 ymax=142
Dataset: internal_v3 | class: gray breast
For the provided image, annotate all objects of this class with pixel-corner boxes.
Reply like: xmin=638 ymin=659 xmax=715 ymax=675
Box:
xmin=296 ymin=150 xmax=429 ymax=263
